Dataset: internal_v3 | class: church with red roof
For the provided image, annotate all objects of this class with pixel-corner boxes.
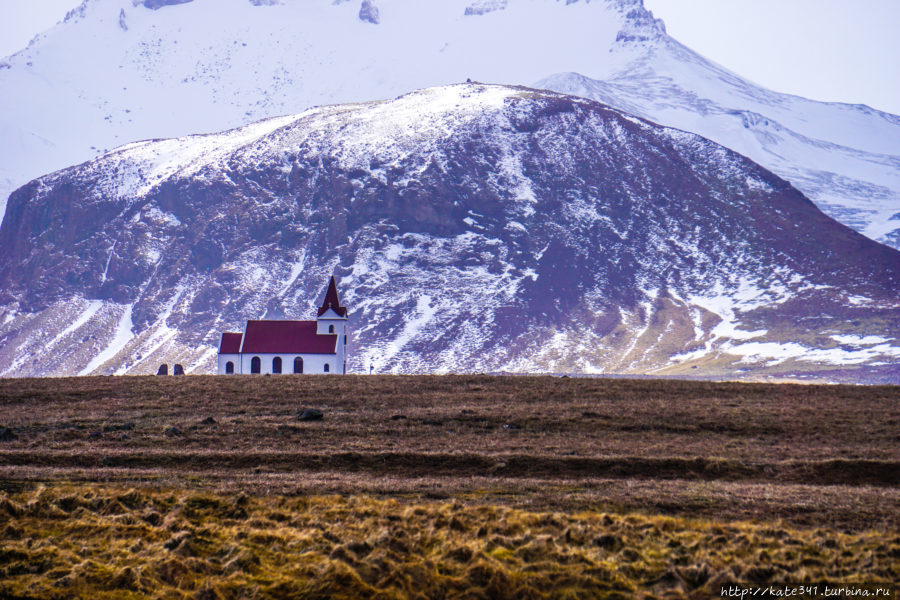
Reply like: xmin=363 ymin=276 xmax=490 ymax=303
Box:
xmin=217 ymin=276 xmax=349 ymax=375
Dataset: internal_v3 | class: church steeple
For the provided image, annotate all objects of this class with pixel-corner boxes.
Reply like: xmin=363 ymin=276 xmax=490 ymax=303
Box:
xmin=317 ymin=275 xmax=348 ymax=318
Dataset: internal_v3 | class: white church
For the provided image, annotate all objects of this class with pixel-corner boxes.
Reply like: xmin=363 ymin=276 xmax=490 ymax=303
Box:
xmin=217 ymin=276 xmax=348 ymax=375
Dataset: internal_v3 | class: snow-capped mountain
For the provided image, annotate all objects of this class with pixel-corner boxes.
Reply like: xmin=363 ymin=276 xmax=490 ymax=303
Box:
xmin=537 ymin=52 xmax=900 ymax=249
xmin=1 ymin=84 xmax=898 ymax=380
xmin=0 ymin=0 xmax=645 ymax=225
xmin=1 ymin=0 xmax=897 ymax=249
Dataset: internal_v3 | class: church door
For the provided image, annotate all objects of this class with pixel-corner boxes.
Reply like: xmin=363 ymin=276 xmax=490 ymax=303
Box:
xmin=293 ymin=357 xmax=304 ymax=374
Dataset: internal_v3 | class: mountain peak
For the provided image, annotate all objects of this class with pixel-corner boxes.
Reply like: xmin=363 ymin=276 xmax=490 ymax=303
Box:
xmin=616 ymin=4 xmax=666 ymax=43
xmin=0 ymin=0 xmax=652 ymax=228
xmin=1 ymin=0 xmax=896 ymax=255
xmin=1 ymin=83 xmax=897 ymax=380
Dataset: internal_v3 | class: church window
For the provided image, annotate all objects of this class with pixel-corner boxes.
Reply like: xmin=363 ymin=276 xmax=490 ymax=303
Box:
xmin=272 ymin=356 xmax=282 ymax=374
xmin=225 ymin=361 xmax=234 ymax=374
xmin=324 ymin=363 xmax=330 ymax=373
xmin=251 ymin=356 xmax=261 ymax=374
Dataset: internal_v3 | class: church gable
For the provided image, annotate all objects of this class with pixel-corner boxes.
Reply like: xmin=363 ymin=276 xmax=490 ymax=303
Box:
xmin=218 ymin=332 xmax=242 ymax=354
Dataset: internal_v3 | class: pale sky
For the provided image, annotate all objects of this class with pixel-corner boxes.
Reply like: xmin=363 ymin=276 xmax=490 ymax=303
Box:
xmin=1 ymin=0 xmax=898 ymax=114
xmin=0 ymin=0 xmax=78 ymax=55
xmin=643 ymin=0 xmax=900 ymax=114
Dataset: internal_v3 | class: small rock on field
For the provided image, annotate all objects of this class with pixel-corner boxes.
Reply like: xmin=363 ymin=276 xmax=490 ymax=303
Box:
xmin=198 ymin=417 xmax=217 ymax=426
xmin=164 ymin=426 xmax=182 ymax=437
xmin=390 ymin=414 xmax=408 ymax=421
xmin=0 ymin=427 xmax=17 ymax=442
xmin=423 ymin=418 xmax=443 ymax=426
xmin=298 ymin=409 xmax=324 ymax=422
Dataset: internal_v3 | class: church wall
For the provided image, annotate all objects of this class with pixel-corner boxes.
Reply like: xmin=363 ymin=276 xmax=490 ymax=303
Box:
xmin=218 ymin=353 xmax=240 ymax=375
xmin=237 ymin=353 xmax=339 ymax=375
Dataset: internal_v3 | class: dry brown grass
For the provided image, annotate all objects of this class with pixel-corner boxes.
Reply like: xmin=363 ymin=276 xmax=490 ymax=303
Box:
xmin=0 ymin=375 xmax=898 ymax=528
xmin=1 ymin=375 xmax=896 ymax=460
xmin=0 ymin=375 xmax=897 ymax=597
xmin=0 ymin=485 xmax=896 ymax=600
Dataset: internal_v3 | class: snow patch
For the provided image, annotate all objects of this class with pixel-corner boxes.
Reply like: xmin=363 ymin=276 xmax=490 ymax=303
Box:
xmin=376 ymin=294 xmax=436 ymax=372
xmin=830 ymin=334 xmax=891 ymax=346
xmin=188 ymin=346 xmax=217 ymax=373
xmin=79 ymin=303 xmax=134 ymax=375
xmin=46 ymin=299 xmax=104 ymax=350
xmin=278 ymin=250 xmax=307 ymax=297
xmin=730 ymin=341 xmax=900 ymax=366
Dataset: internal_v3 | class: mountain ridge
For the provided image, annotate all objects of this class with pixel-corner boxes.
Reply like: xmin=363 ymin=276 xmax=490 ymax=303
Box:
xmin=537 ymin=33 xmax=900 ymax=247
xmin=1 ymin=84 xmax=897 ymax=381
xmin=1 ymin=0 xmax=897 ymax=249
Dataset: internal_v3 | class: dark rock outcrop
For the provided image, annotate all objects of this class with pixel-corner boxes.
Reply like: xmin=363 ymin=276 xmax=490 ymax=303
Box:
xmin=142 ymin=0 xmax=194 ymax=10
xmin=358 ymin=0 xmax=379 ymax=24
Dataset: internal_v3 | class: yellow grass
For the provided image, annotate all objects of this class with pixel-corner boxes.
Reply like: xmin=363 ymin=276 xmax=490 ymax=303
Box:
xmin=1 ymin=485 xmax=896 ymax=600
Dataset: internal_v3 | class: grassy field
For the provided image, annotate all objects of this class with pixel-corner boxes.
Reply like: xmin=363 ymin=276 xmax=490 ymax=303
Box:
xmin=0 ymin=375 xmax=897 ymax=598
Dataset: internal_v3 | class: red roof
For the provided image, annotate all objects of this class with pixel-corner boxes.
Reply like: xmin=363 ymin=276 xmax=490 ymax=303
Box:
xmin=240 ymin=320 xmax=337 ymax=355
xmin=219 ymin=332 xmax=243 ymax=354
xmin=317 ymin=275 xmax=348 ymax=318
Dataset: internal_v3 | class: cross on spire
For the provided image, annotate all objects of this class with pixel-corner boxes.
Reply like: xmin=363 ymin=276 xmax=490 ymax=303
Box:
xmin=317 ymin=275 xmax=348 ymax=317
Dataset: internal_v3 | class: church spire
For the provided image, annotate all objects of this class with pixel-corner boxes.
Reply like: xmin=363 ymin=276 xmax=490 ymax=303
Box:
xmin=317 ymin=275 xmax=348 ymax=317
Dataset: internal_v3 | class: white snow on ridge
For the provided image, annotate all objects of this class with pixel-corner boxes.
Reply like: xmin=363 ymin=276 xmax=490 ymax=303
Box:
xmin=188 ymin=347 xmax=218 ymax=374
xmin=106 ymin=114 xmax=300 ymax=197
xmin=49 ymin=83 xmax=643 ymax=204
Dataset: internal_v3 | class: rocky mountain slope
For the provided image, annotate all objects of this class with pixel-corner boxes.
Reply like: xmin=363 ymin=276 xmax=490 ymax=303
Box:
xmin=538 ymin=51 xmax=900 ymax=249
xmin=1 ymin=0 xmax=897 ymax=249
xmin=1 ymin=84 xmax=897 ymax=380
